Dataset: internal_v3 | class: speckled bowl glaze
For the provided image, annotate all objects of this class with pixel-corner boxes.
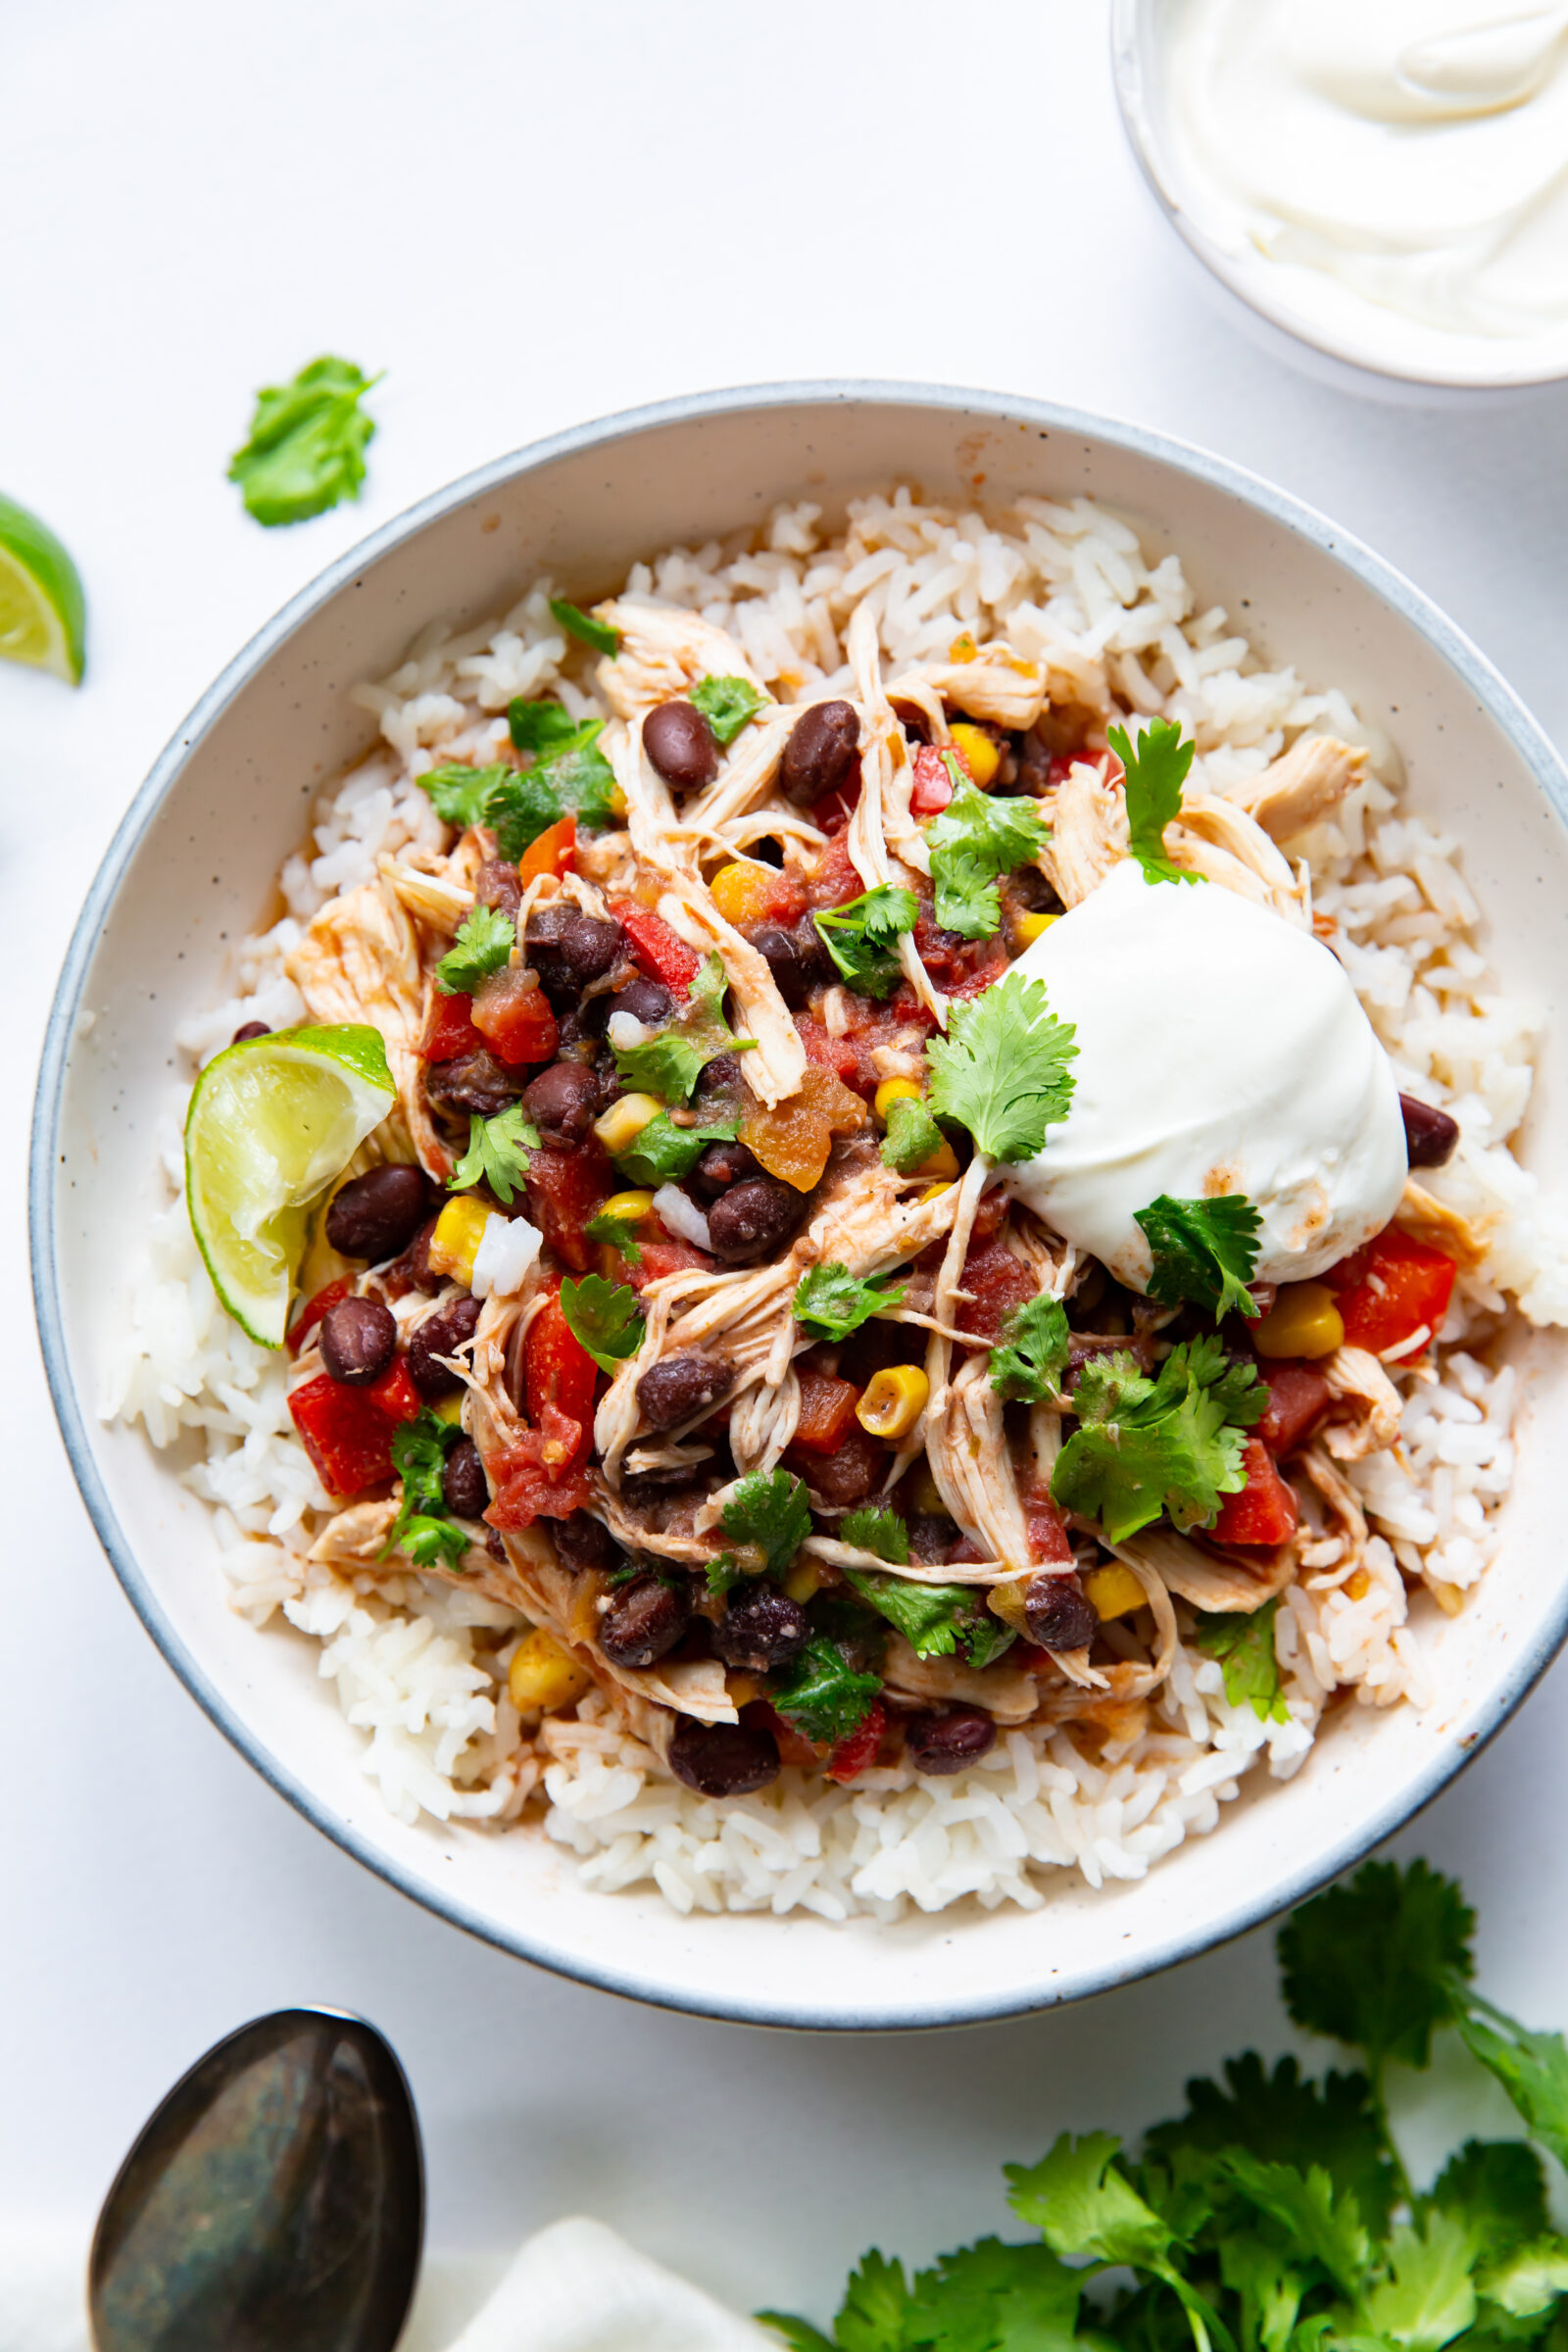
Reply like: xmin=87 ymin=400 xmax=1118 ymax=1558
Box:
xmin=30 ymin=384 xmax=1568 ymax=2027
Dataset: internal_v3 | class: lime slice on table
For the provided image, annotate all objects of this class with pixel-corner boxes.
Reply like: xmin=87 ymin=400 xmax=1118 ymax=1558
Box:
xmin=185 ymin=1024 xmax=396 ymax=1347
xmin=0 ymin=493 xmax=86 ymax=683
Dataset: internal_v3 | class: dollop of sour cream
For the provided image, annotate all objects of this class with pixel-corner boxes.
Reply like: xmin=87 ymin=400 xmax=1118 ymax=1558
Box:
xmin=1004 ymin=861 xmax=1406 ymax=1292
xmin=1159 ymin=0 xmax=1568 ymax=376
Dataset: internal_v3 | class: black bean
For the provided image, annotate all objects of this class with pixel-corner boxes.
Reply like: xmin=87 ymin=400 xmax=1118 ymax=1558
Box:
xmin=326 ymin=1164 xmax=434 ymax=1262
xmin=711 ymin=1581 xmax=809 ymax=1673
xmin=525 ymin=907 xmax=626 ymax=1007
xmin=552 ymin=1512 xmax=615 ymax=1574
xmin=384 ymin=1213 xmax=442 ymax=1298
xmin=905 ymin=1706 xmax=995 ymax=1776
xmin=407 ymin=1295 xmax=483 ymax=1399
xmin=690 ymin=1138 xmax=761 ymax=1200
xmin=599 ymin=1575 xmax=691 ymax=1668
xmin=474 ymin=858 xmax=522 ymax=920
xmin=523 ymin=1059 xmax=601 ymax=1149
xmin=441 ymin=1438 xmax=489 ymax=1519
xmin=1025 ymin=1570 xmax=1098 ymax=1651
xmin=610 ymin=975 xmax=674 ymax=1027
xmin=693 ymin=1053 xmax=746 ymax=1116
xmin=231 ymin=1019 xmax=270 ymax=1043
xmin=424 ymin=1049 xmax=526 ymax=1119
xmin=636 ymin=1350 xmax=733 ymax=1430
xmin=644 ymin=699 xmax=718 ymax=789
xmin=1011 ymin=728 xmax=1054 ymax=797
xmin=1400 ymin=1092 xmax=1460 ymax=1170
xmin=780 ymin=700 xmax=860 ymax=804
xmin=669 ymin=1718 xmax=780 ymax=1797
xmin=750 ymin=918 xmax=832 ymax=1009
xmin=707 ymin=1177 xmax=805 ymax=1262
xmin=906 ymin=1510 xmax=959 ymax=1564
xmin=318 ymin=1296 xmax=398 ymax=1386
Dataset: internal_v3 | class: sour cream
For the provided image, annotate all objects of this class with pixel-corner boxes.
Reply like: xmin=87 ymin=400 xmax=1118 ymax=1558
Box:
xmin=1157 ymin=0 xmax=1568 ymax=381
xmin=1003 ymin=861 xmax=1406 ymax=1291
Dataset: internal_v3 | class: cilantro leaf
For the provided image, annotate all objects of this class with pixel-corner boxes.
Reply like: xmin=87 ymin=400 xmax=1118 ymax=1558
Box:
xmin=227 ymin=355 xmax=379 ymax=526
xmin=794 ymin=1261 xmax=908 ymax=1343
xmin=1218 ymin=2154 xmax=1372 ymax=2297
xmin=905 ymin=2236 xmax=1084 ymax=2352
xmin=549 ymin=595 xmax=620 ymax=656
xmin=1195 ymin=1598 xmax=1288 ymax=1724
xmin=559 ymin=1274 xmax=643 ymax=1376
xmin=1430 ymin=2143 xmax=1548 ymax=2259
xmin=1216 ymin=2233 xmax=1305 ymax=2352
xmin=813 ymin=887 xmax=920 ymax=1001
xmin=417 ymin=761 xmax=513 ymax=830
xmin=837 ymin=2249 xmax=913 ymax=2351
xmin=991 ymin=1294 xmax=1070 ymax=1404
xmin=845 ymin=1566 xmax=1014 ymax=1669
xmin=721 ymin=1469 xmax=812 ymax=1578
xmin=840 ymin=1505 xmax=910 ymax=1564
xmin=691 ymin=673 xmax=766 ymax=745
xmin=397 ymin=1513 xmax=470 ymax=1572
xmin=1455 ymin=2005 xmax=1568 ymax=2175
xmin=507 ymin=698 xmax=583 ymax=756
xmin=584 ymin=1209 xmax=642 ymax=1267
xmin=614 ymin=952 xmax=754 ymax=1104
xmin=770 ymin=1632 xmax=882 ymax=1745
xmin=1144 ymin=2054 xmax=1396 ymax=2238
xmin=1008 ymin=2132 xmax=1176 ymax=2272
xmin=612 ymin=1109 xmax=739 ymax=1188
xmin=1477 ymin=2239 xmax=1568 ymax=2324
xmin=1112 ymin=719 xmax=1200 ymax=889
xmin=384 ymin=1410 xmax=468 ymax=1570
xmin=435 ymin=902 xmax=516 ymax=996
xmin=447 ymin=1104 xmax=540 ymax=1205
xmin=880 ymin=1096 xmax=947 ymax=1176
xmin=489 ymin=718 xmax=618 ymax=857
xmin=926 ymin=974 xmax=1078 ymax=1163
xmin=1356 ymin=2213 xmax=1477 ymax=2351
xmin=754 ymin=2316 xmax=836 ymax=2352
xmin=1278 ymin=1860 xmax=1475 ymax=2078
xmin=1051 ymin=1337 xmax=1263 ymax=1544
xmin=927 ymin=777 xmax=1051 ymax=941
xmin=1137 ymin=1195 xmax=1263 ymax=1323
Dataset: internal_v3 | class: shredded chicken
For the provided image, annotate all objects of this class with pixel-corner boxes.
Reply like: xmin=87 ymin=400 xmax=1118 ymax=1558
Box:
xmin=286 ymin=876 xmax=450 ymax=1177
xmin=1397 ymin=1176 xmax=1490 ymax=1269
xmin=1320 ymin=1345 xmax=1403 ymax=1460
xmin=844 ymin=606 xmax=946 ymax=1018
xmin=1041 ymin=760 xmax=1129 ymax=906
xmin=1230 ymin=733 xmax=1367 ymax=843
xmin=653 ymin=881 xmax=807 ymax=1106
xmin=922 ymin=642 xmax=1048 ymax=731
xmin=1166 ymin=794 xmax=1312 ymax=928
xmin=880 ymin=1635 xmax=1041 ymax=1724
xmin=1112 ymin=1526 xmax=1295 ymax=1613
xmin=593 ymin=599 xmax=762 ymax=719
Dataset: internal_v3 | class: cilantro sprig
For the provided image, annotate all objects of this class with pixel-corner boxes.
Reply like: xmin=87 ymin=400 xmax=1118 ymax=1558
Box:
xmin=1196 ymin=1597 xmax=1289 ymax=1724
xmin=559 ymin=1274 xmax=644 ymax=1376
xmin=1138 ymin=1193 xmax=1264 ymax=1322
xmin=227 ymin=356 xmax=380 ymax=527
xmin=839 ymin=1505 xmax=909 ymax=1564
xmin=383 ymin=1409 xmax=468 ymax=1573
xmin=1050 ymin=1335 xmax=1264 ymax=1544
xmin=990 ymin=1294 xmax=1070 ymax=1403
xmin=1112 ymin=717 xmax=1200 ymax=888
xmin=926 ymin=775 xmax=1051 ymax=941
xmin=879 ymin=1096 xmax=947 ymax=1176
xmin=416 ymin=703 xmax=618 ymax=858
xmin=691 ymin=673 xmax=766 ymax=745
xmin=612 ymin=1110 xmax=740 ymax=1188
xmin=613 ymin=952 xmax=754 ymax=1104
xmin=812 ymin=887 xmax=920 ymax=1001
xmin=794 ymin=1262 xmax=907 ymax=1344
xmin=448 ymin=1105 xmax=540 ymax=1205
xmin=434 ymin=902 xmax=516 ymax=997
xmin=720 ymin=1469 xmax=812 ymax=1578
xmin=584 ymin=1208 xmax=643 ymax=1267
xmin=844 ymin=1566 xmax=1014 ymax=1671
xmin=926 ymin=973 xmax=1078 ymax=1163
xmin=769 ymin=1634 xmax=882 ymax=1745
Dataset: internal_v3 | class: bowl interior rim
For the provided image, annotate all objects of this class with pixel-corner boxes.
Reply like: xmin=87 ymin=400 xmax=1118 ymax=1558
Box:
xmin=29 ymin=376 xmax=1568 ymax=2027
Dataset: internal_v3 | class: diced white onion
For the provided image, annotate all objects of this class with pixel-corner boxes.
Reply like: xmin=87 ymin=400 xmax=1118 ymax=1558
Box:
xmin=471 ymin=1211 xmax=544 ymax=1299
xmin=652 ymin=1184 xmax=712 ymax=1251
xmin=608 ymin=1011 xmax=652 ymax=1052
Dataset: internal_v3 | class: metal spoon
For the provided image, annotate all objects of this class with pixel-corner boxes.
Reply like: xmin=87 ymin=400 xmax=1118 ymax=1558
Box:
xmin=89 ymin=2008 xmax=423 ymax=2352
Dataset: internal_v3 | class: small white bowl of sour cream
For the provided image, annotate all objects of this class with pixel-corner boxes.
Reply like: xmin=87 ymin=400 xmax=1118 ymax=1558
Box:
xmin=1112 ymin=0 xmax=1568 ymax=393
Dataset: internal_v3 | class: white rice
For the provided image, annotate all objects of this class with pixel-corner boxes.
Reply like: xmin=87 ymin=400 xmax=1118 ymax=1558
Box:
xmin=106 ymin=488 xmax=1566 ymax=1920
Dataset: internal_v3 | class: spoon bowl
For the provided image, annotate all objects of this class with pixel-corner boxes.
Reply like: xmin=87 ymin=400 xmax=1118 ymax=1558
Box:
xmin=89 ymin=2008 xmax=422 ymax=2352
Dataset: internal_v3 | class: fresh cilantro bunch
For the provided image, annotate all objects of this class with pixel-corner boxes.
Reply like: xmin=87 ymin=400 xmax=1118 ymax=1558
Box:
xmin=1137 ymin=1194 xmax=1263 ymax=1322
xmin=707 ymin=1469 xmax=814 ymax=1593
xmin=448 ymin=1105 xmax=540 ymax=1204
xmin=691 ymin=673 xmax=766 ymax=744
xmin=845 ymin=1566 xmax=1015 ymax=1671
xmin=382 ymin=1410 xmax=468 ymax=1573
xmin=813 ymin=887 xmax=920 ymax=1000
xmin=990 ymin=1295 xmax=1070 ymax=1403
xmin=612 ymin=1110 xmax=741 ymax=1188
xmin=1051 ymin=1335 xmax=1264 ymax=1544
xmin=880 ymin=1097 xmax=948 ymax=1176
xmin=926 ymin=775 xmax=1051 ymax=940
xmin=613 ymin=952 xmax=754 ymax=1103
xmin=1112 ymin=718 xmax=1200 ymax=888
xmin=926 ymin=975 xmax=1078 ymax=1162
xmin=761 ymin=1861 xmax=1568 ymax=2352
xmin=794 ymin=1262 xmax=907 ymax=1343
xmin=227 ymin=356 xmax=380 ymax=526
xmin=559 ymin=1274 xmax=643 ymax=1375
xmin=435 ymin=902 xmax=516 ymax=997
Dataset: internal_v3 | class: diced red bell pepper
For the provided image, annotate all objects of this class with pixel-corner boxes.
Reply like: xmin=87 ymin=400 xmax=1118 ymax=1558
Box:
xmin=287 ymin=1277 xmax=349 ymax=1355
xmin=955 ymin=1240 xmax=1037 ymax=1343
xmin=517 ymin=814 xmax=575 ymax=884
xmin=288 ymin=1361 xmax=420 ymax=1499
xmin=1025 ymin=1490 xmax=1074 ymax=1565
xmin=525 ymin=1140 xmax=610 ymax=1274
xmin=423 ymin=989 xmax=485 ymax=1062
xmin=1323 ymin=1224 xmax=1457 ymax=1357
xmin=792 ymin=1364 xmax=861 ymax=1455
xmin=1211 ymin=1439 xmax=1299 ymax=1549
xmin=366 ymin=1358 xmax=423 ymax=1425
xmin=524 ymin=1294 xmax=598 ymax=1472
xmin=470 ymin=966 xmax=559 ymax=1067
xmin=1256 ymin=1361 xmax=1333 ymax=1457
xmin=910 ymin=742 xmax=966 ymax=815
xmin=624 ymin=1236 xmax=714 ymax=1292
xmin=612 ymin=903 xmax=701 ymax=998
xmin=827 ymin=1697 xmax=885 ymax=1785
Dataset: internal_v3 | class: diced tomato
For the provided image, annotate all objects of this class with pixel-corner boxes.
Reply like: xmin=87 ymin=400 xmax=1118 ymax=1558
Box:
xmin=970 ymin=1191 xmax=1009 ymax=1245
xmin=912 ymin=906 xmax=1007 ymax=998
xmin=948 ymin=942 xmax=1008 ymax=1000
xmin=365 ymin=1357 xmax=422 ymax=1426
xmin=810 ymin=777 xmax=862 ymax=836
xmin=795 ymin=1013 xmax=863 ymax=1092
xmin=792 ymin=1364 xmax=861 ymax=1455
xmin=909 ymin=743 xmax=962 ymax=815
xmin=287 ymin=1277 xmax=349 ymax=1355
xmin=1212 ymin=1440 xmax=1299 ymax=1549
xmin=734 ymin=865 xmax=808 ymax=927
xmin=470 ymin=967 xmax=559 ymax=1067
xmin=525 ymin=1140 xmax=610 ymax=1273
xmin=423 ymin=990 xmax=485 ymax=1062
xmin=745 ymin=1698 xmax=820 ymax=1772
xmin=517 ymin=815 xmax=575 ymax=884
xmin=623 ymin=1236 xmax=713 ymax=1292
xmin=1024 ymin=1489 xmax=1074 ymax=1565
xmin=612 ymin=903 xmax=701 ymax=997
xmin=485 ymin=1449 xmax=594 ymax=1530
xmin=1256 ymin=1360 xmax=1333 ymax=1457
xmin=955 ymin=1239 xmax=1036 ymax=1343
xmin=524 ymin=1294 xmax=598 ymax=1472
xmin=803 ymin=835 xmax=864 ymax=909
xmin=288 ymin=1369 xmax=417 ymax=1498
xmin=1324 ymin=1224 xmax=1457 ymax=1357
xmin=1046 ymin=746 xmax=1122 ymax=790
xmin=827 ymin=1698 xmax=885 ymax=1785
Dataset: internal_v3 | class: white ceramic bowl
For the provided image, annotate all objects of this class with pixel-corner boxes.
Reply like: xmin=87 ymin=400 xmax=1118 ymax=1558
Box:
xmin=30 ymin=383 xmax=1568 ymax=2028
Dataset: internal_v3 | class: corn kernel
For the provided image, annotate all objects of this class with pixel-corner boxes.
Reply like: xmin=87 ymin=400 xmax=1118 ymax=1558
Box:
xmin=607 ymin=781 xmax=628 ymax=819
xmin=710 ymin=859 xmax=777 ymax=926
xmin=856 ymin=1364 xmax=930 ymax=1441
xmin=593 ymin=1092 xmax=664 ymax=1156
xmin=508 ymin=1628 xmax=592 ymax=1715
xmin=1347 ymin=1567 xmax=1372 ymax=1601
xmin=950 ymin=722 xmax=1001 ymax=789
xmin=917 ymin=1181 xmax=955 ymax=1204
xmin=433 ymin=1395 xmax=466 ymax=1426
xmin=427 ymin=1195 xmax=491 ymax=1285
xmin=601 ymin=1188 xmax=657 ymax=1227
xmin=1015 ymin=911 xmax=1058 ymax=947
xmin=912 ymin=1137 xmax=960 ymax=1182
xmin=1252 ymin=1282 xmax=1345 ymax=1361
xmin=1083 ymin=1564 xmax=1147 ymax=1622
xmin=988 ymin=1580 xmax=1032 ymax=1635
xmin=726 ymin=1672 xmax=761 ymax=1709
xmin=784 ymin=1559 xmax=824 ymax=1604
xmin=874 ymin=1076 xmax=923 ymax=1126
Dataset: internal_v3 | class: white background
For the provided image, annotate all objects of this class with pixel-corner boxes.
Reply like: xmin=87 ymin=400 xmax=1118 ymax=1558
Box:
xmin=7 ymin=0 xmax=1568 ymax=2336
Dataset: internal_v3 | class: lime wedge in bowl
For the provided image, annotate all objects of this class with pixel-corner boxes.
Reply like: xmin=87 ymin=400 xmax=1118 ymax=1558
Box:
xmin=0 ymin=492 xmax=86 ymax=683
xmin=185 ymin=1024 xmax=396 ymax=1346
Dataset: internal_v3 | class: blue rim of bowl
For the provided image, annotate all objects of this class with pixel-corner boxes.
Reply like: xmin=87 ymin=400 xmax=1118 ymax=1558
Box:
xmin=29 ymin=379 xmax=1568 ymax=2030
xmin=1106 ymin=0 xmax=1568 ymax=395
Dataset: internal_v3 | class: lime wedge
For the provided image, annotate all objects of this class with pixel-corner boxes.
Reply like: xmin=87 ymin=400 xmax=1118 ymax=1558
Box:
xmin=0 ymin=493 xmax=86 ymax=684
xmin=185 ymin=1024 xmax=396 ymax=1346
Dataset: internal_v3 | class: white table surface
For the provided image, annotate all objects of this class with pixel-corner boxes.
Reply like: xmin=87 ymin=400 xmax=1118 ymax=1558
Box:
xmin=9 ymin=0 xmax=1568 ymax=2334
